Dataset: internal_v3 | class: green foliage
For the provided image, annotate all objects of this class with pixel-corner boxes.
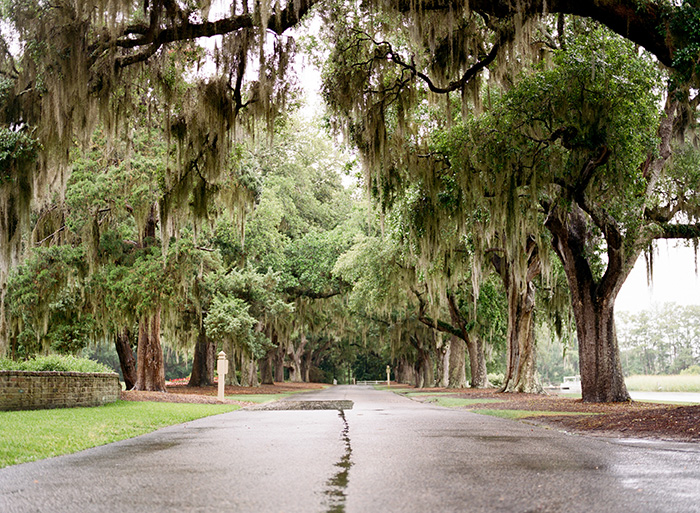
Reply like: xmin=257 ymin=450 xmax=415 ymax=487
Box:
xmin=617 ymin=304 xmax=700 ymax=375
xmin=681 ymin=365 xmax=700 ymax=376
xmin=0 ymin=354 xmax=111 ymax=373
xmin=0 ymin=128 xmax=39 ymax=178
xmin=5 ymin=245 xmax=91 ymax=357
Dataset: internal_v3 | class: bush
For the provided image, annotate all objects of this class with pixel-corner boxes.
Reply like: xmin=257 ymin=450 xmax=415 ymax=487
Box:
xmin=0 ymin=355 xmax=112 ymax=373
xmin=487 ymin=373 xmax=505 ymax=388
xmin=680 ymin=365 xmax=700 ymax=376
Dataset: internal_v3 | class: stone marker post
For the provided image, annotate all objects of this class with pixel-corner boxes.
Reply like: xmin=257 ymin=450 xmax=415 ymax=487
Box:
xmin=217 ymin=351 xmax=228 ymax=402
xmin=386 ymin=365 xmax=391 ymax=388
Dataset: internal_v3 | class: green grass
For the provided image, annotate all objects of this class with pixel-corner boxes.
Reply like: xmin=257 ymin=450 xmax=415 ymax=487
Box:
xmin=625 ymin=374 xmax=700 ymax=393
xmin=400 ymin=393 xmax=501 ymax=408
xmin=472 ymin=409 xmax=595 ymax=420
xmin=0 ymin=401 xmax=239 ymax=468
xmin=427 ymin=397 xmax=502 ymax=408
xmin=225 ymin=392 xmax=295 ymax=403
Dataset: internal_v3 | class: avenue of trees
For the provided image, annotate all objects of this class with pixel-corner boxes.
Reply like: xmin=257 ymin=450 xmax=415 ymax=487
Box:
xmin=1 ymin=0 xmax=699 ymax=401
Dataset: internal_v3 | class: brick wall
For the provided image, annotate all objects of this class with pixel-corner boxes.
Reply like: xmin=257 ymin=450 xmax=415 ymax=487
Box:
xmin=0 ymin=371 xmax=120 ymax=411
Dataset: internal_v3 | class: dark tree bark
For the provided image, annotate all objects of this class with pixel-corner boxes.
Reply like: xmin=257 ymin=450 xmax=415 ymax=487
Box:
xmin=240 ymin=353 xmax=259 ymax=387
xmin=133 ymin=204 xmax=166 ymax=392
xmin=134 ymin=308 xmax=166 ymax=391
xmin=412 ymin=335 xmax=435 ymax=388
xmin=447 ymin=335 xmax=468 ymax=388
xmin=115 ymin=328 xmax=137 ymax=390
xmin=273 ymin=343 xmax=286 ymax=382
xmin=491 ymin=239 xmax=543 ymax=394
xmin=225 ymin=348 xmax=240 ymax=386
xmin=287 ymin=332 xmax=307 ymax=383
xmin=446 ymin=293 xmax=490 ymax=388
xmin=260 ymin=351 xmax=275 ymax=385
xmin=189 ymin=327 xmax=215 ymax=387
xmin=396 ymin=356 xmax=417 ymax=386
xmin=545 ymin=204 xmax=631 ymax=402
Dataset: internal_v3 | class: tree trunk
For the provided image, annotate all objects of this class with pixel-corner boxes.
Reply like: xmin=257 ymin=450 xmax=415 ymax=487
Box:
xmin=397 ymin=357 xmax=416 ymax=386
xmin=274 ymin=344 xmax=286 ymax=382
xmin=302 ymin=351 xmax=312 ymax=383
xmin=437 ymin=339 xmax=450 ymax=388
xmin=492 ymin=239 xmax=543 ymax=394
xmin=448 ymin=335 xmax=469 ymax=388
xmin=547 ymin=204 xmax=631 ymax=403
xmin=225 ymin=347 xmax=240 ymax=386
xmin=501 ymin=280 xmax=542 ymax=393
xmin=447 ymin=293 xmax=489 ymax=388
xmin=287 ymin=333 xmax=307 ymax=383
xmin=115 ymin=328 xmax=137 ymax=390
xmin=260 ymin=350 xmax=275 ymax=385
xmin=240 ymin=353 xmax=259 ymax=387
xmin=466 ymin=334 xmax=489 ymax=388
xmin=189 ymin=327 xmax=215 ymax=387
xmin=134 ymin=308 xmax=166 ymax=391
xmin=573 ymin=293 xmax=629 ymax=402
xmin=133 ymin=203 xmax=166 ymax=392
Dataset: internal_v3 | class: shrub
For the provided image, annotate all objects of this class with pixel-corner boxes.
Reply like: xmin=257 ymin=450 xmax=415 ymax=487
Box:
xmin=487 ymin=373 xmax=504 ymax=388
xmin=680 ymin=365 xmax=700 ymax=376
xmin=0 ymin=355 xmax=112 ymax=373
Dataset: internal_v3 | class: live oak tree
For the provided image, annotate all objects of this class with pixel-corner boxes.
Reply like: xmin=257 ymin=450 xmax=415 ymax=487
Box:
xmin=2 ymin=0 xmax=699 ymax=401
xmin=466 ymin=28 xmax=700 ymax=402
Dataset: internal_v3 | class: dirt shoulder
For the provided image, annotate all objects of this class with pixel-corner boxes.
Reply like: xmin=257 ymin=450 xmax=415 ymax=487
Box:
xmin=404 ymin=387 xmax=700 ymax=442
xmin=120 ymin=382 xmax=327 ymax=407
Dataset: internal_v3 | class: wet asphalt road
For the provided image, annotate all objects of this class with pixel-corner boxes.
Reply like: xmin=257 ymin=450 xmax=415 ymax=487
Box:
xmin=1 ymin=386 xmax=699 ymax=513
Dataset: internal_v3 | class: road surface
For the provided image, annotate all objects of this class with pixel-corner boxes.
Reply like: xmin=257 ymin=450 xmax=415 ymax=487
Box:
xmin=1 ymin=386 xmax=699 ymax=512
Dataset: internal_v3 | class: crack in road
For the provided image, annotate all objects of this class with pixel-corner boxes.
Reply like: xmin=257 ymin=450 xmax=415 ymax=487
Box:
xmin=323 ymin=408 xmax=353 ymax=513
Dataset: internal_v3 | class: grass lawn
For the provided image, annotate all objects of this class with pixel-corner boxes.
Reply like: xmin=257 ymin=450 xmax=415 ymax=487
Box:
xmin=0 ymin=401 xmax=238 ymax=468
xmin=625 ymin=374 xmax=700 ymax=392
xmin=225 ymin=392 xmax=296 ymax=403
xmin=472 ymin=409 xmax=597 ymax=420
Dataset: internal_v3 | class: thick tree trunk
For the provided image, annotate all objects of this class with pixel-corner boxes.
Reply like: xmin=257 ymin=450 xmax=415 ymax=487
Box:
xmin=133 ymin=204 xmax=166 ymax=392
xmin=573 ymin=294 xmax=629 ymax=402
xmin=274 ymin=346 xmax=286 ymax=382
xmin=188 ymin=327 xmax=215 ymax=387
xmin=447 ymin=293 xmax=489 ymax=388
xmin=448 ymin=335 xmax=468 ymax=388
xmin=437 ymin=340 xmax=450 ymax=388
xmin=397 ymin=357 xmax=416 ymax=386
xmin=302 ymin=351 xmax=312 ymax=383
xmin=466 ymin=335 xmax=489 ymax=388
xmin=547 ymin=204 xmax=631 ymax=403
xmin=415 ymin=347 xmax=434 ymax=388
xmin=260 ymin=350 xmax=275 ymax=385
xmin=115 ymin=328 xmax=137 ymax=390
xmin=134 ymin=309 xmax=166 ymax=391
xmin=287 ymin=333 xmax=308 ymax=383
xmin=240 ymin=353 xmax=259 ymax=387
xmin=492 ymin=240 xmax=543 ymax=394
xmin=501 ymin=280 xmax=542 ymax=393
xmin=225 ymin=347 xmax=240 ymax=386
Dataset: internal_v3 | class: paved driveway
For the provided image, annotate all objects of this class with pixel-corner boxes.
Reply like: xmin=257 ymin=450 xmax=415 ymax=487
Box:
xmin=1 ymin=386 xmax=699 ymax=512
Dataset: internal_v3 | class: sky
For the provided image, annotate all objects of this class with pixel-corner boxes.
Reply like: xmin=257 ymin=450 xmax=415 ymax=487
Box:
xmin=616 ymin=242 xmax=700 ymax=312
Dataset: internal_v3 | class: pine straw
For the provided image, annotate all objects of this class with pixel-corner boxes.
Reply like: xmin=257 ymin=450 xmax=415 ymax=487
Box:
xmin=408 ymin=387 xmax=700 ymax=442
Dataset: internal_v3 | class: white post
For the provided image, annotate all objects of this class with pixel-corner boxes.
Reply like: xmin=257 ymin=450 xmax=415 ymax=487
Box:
xmin=386 ymin=365 xmax=391 ymax=388
xmin=217 ymin=351 xmax=228 ymax=402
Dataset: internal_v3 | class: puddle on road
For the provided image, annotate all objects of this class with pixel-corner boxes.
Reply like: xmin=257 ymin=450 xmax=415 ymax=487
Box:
xmin=324 ymin=409 xmax=353 ymax=513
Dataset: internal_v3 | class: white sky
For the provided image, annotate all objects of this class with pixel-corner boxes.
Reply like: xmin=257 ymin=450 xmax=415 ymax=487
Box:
xmin=616 ymin=242 xmax=700 ymax=312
